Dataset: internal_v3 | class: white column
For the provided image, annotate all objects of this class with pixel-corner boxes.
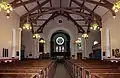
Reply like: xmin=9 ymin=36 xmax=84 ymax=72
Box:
xmin=34 ymin=39 xmax=36 ymax=59
xmin=84 ymin=39 xmax=87 ymax=58
xmin=100 ymin=28 xmax=103 ymax=60
xmin=75 ymin=43 xmax=77 ymax=59
xmin=81 ymin=38 xmax=85 ymax=59
xmin=34 ymin=39 xmax=39 ymax=59
xmin=18 ymin=28 xmax=22 ymax=60
xmin=106 ymin=28 xmax=111 ymax=58
xmin=36 ymin=39 xmax=39 ymax=58
xmin=12 ymin=28 xmax=16 ymax=57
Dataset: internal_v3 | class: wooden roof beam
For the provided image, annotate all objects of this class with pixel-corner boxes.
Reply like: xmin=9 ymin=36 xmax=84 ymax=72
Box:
xmin=36 ymin=12 xmax=59 ymax=33
xmin=80 ymin=0 xmax=116 ymax=16
xmin=69 ymin=0 xmax=72 ymax=7
xmin=72 ymin=0 xmax=101 ymax=21
xmin=37 ymin=1 xmax=42 ymax=12
xmin=10 ymin=0 xmax=20 ymax=5
xmin=20 ymin=0 xmax=50 ymax=27
xmin=50 ymin=0 xmax=52 ymax=7
xmin=91 ymin=0 xmax=102 ymax=14
xmin=12 ymin=0 xmax=38 ymax=8
xmin=21 ymin=0 xmax=50 ymax=19
xmin=62 ymin=12 xmax=85 ymax=33
xmin=20 ymin=0 xmax=29 ymax=12
xmin=80 ymin=0 xmax=85 ymax=12
xmin=32 ymin=18 xmax=87 ymax=21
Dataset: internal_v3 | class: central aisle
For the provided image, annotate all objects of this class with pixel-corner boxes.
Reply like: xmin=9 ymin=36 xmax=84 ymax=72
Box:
xmin=54 ymin=63 xmax=70 ymax=78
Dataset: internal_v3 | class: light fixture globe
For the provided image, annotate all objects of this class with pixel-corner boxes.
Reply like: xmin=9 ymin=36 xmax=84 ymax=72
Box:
xmin=112 ymin=0 xmax=120 ymax=12
xmin=82 ymin=33 xmax=88 ymax=39
xmin=23 ymin=23 xmax=32 ymax=30
xmin=23 ymin=15 xmax=32 ymax=30
xmin=39 ymin=39 xmax=45 ymax=43
xmin=90 ymin=22 xmax=99 ymax=30
xmin=33 ymin=33 xmax=40 ymax=39
xmin=0 ymin=0 xmax=13 ymax=18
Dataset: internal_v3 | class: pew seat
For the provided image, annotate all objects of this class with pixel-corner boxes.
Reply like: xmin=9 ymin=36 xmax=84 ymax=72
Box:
xmin=95 ymin=73 xmax=120 ymax=78
xmin=0 ymin=73 xmax=36 ymax=78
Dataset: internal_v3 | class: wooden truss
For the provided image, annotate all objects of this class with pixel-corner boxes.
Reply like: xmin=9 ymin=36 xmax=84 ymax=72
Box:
xmin=10 ymin=0 xmax=115 ymax=34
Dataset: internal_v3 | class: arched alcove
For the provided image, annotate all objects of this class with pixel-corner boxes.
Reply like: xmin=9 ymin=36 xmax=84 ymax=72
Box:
xmin=50 ymin=30 xmax=71 ymax=59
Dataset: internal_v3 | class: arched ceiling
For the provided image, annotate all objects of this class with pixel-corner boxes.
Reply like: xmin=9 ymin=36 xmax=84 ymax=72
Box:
xmin=10 ymin=0 xmax=116 ymax=33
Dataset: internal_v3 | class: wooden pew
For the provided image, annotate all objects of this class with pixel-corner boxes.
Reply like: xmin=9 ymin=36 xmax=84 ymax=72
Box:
xmin=65 ymin=59 xmax=120 ymax=78
xmin=0 ymin=73 xmax=36 ymax=78
xmin=0 ymin=59 xmax=56 ymax=78
xmin=85 ymin=69 xmax=120 ymax=78
xmin=92 ymin=73 xmax=120 ymax=78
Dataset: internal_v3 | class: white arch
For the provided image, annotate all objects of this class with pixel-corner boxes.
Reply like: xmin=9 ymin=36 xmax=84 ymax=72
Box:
xmin=46 ymin=27 xmax=74 ymax=56
xmin=47 ymin=27 xmax=74 ymax=41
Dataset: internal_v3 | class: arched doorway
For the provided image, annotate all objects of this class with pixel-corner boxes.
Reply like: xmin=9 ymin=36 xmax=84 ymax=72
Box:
xmin=50 ymin=30 xmax=71 ymax=59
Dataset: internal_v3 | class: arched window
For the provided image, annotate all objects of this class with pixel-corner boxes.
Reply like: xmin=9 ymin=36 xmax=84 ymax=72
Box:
xmin=76 ymin=37 xmax=82 ymax=50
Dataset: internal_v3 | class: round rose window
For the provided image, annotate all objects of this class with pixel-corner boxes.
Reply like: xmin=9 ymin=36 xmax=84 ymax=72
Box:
xmin=56 ymin=37 xmax=64 ymax=45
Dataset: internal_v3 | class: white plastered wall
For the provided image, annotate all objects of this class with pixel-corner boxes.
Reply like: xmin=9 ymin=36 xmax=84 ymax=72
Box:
xmin=102 ymin=11 xmax=120 ymax=59
xmin=22 ymin=16 xmax=100 ymax=59
xmin=0 ymin=11 xmax=20 ymax=58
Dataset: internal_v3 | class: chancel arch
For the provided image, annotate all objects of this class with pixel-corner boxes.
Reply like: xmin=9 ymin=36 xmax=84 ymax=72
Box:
xmin=50 ymin=30 xmax=71 ymax=59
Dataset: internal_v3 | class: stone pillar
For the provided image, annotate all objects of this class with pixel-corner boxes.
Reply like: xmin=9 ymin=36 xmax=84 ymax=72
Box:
xmin=33 ymin=39 xmax=39 ymax=59
xmin=83 ymin=39 xmax=87 ymax=59
xmin=18 ymin=28 xmax=22 ymax=60
xmin=36 ymin=39 xmax=39 ymax=58
xmin=34 ymin=39 xmax=37 ymax=59
xmin=100 ymin=28 xmax=103 ymax=60
xmin=106 ymin=28 xmax=111 ymax=58
xmin=12 ymin=28 xmax=16 ymax=57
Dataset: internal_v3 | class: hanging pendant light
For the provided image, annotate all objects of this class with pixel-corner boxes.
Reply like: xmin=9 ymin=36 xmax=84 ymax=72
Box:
xmin=33 ymin=33 xmax=40 ymax=39
xmin=23 ymin=16 xmax=32 ymax=30
xmin=90 ymin=17 xmax=99 ymax=30
xmin=112 ymin=0 xmax=120 ymax=13
xmin=0 ymin=0 xmax=13 ymax=11
xmin=82 ymin=33 xmax=88 ymax=39
xmin=0 ymin=0 xmax=13 ymax=18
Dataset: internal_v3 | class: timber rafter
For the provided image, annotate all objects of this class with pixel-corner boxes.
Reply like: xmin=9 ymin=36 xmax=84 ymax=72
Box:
xmin=10 ymin=0 xmax=115 ymax=34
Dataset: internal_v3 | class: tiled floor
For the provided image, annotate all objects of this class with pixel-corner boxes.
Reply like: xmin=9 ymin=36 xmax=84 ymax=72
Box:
xmin=54 ymin=63 xmax=70 ymax=78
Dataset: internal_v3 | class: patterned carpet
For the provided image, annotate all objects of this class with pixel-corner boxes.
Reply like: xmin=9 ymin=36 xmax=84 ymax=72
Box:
xmin=54 ymin=63 xmax=70 ymax=78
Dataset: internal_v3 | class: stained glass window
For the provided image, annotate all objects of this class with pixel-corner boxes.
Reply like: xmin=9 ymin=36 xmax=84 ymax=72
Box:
xmin=76 ymin=38 xmax=82 ymax=50
xmin=56 ymin=37 xmax=64 ymax=45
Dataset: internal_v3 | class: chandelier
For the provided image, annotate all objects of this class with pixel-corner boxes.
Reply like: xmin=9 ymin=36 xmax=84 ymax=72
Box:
xmin=90 ymin=17 xmax=99 ymax=30
xmin=82 ymin=33 xmax=88 ymax=39
xmin=90 ymin=22 xmax=99 ymax=30
xmin=23 ymin=16 xmax=32 ymax=30
xmin=33 ymin=33 xmax=40 ymax=39
xmin=112 ymin=0 xmax=120 ymax=13
xmin=23 ymin=23 xmax=32 ymax=30
xmin=0 ymin=0 xmax=13 ymax=18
